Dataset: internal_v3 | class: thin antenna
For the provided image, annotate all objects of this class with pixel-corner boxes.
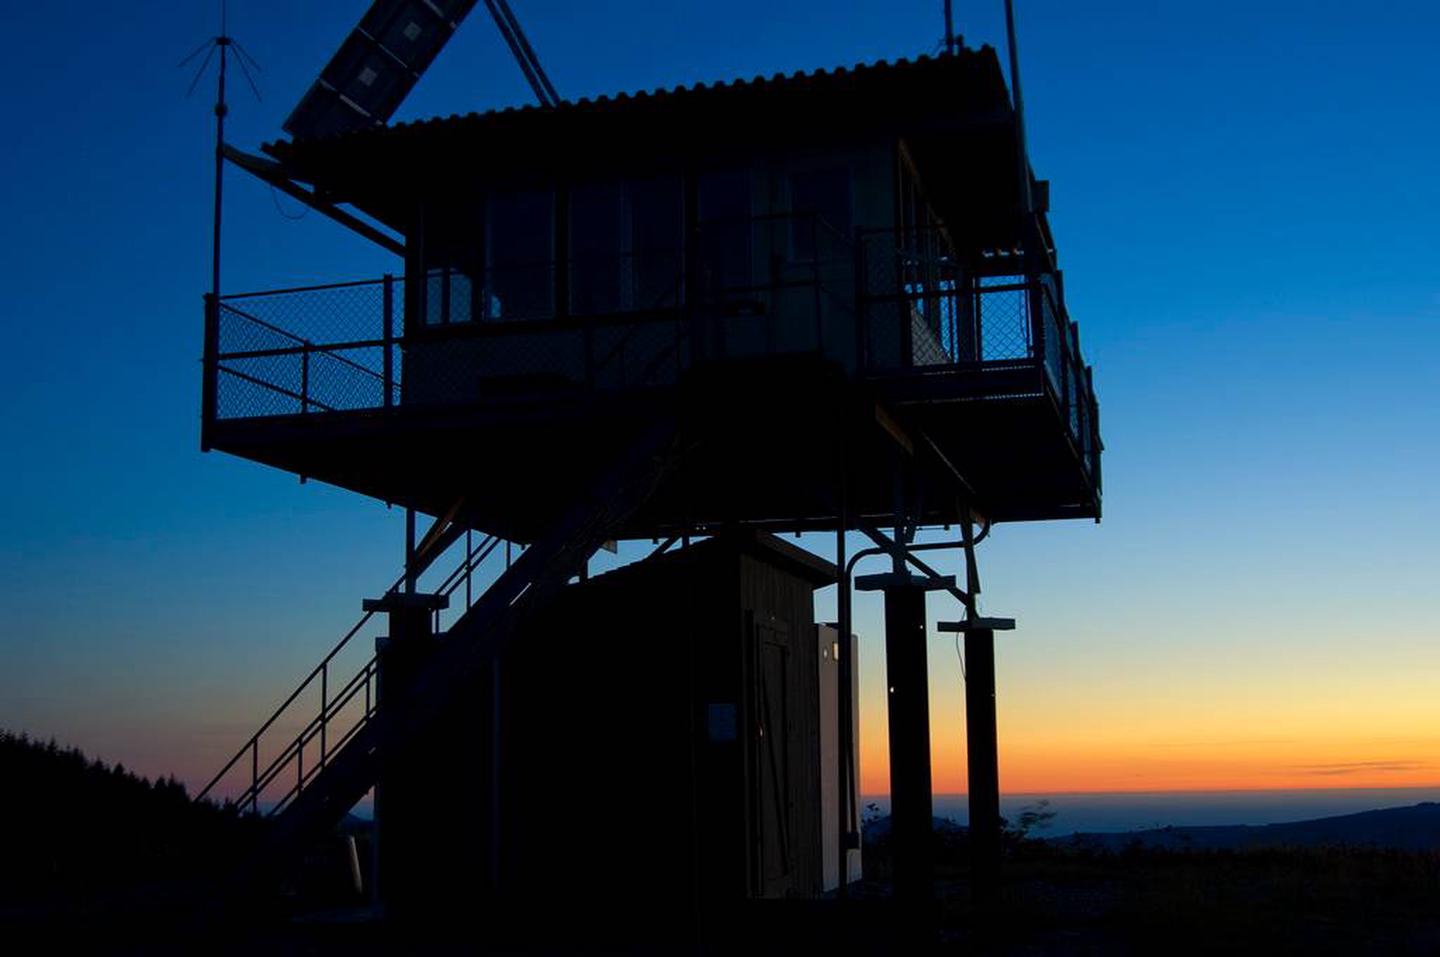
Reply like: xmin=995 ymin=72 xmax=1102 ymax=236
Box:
xmin=183 ymin=1 xmax=260 ymax=306
xmin=1002 ymin=0 xmax=1032 ymax=216
xmin=943 ymin=0 xmax=956 ymax=55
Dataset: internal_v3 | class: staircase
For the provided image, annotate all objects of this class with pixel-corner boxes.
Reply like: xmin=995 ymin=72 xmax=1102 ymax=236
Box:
xmin=197 ymin=417 xmax=685 ymax=862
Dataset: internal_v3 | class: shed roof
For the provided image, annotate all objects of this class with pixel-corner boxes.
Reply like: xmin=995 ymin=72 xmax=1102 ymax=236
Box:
xmin=593 ymin=531 xmax=839 ymax=592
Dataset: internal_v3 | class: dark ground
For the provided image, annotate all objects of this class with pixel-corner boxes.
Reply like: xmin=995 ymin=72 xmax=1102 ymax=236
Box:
xmin=10 ymin=832 xmax=1439 ymax=955
xmin=4 ymin=733 xmax=1438 ymax=953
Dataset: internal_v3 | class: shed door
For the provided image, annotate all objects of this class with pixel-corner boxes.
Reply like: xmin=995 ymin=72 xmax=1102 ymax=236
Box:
xmin=751 ymin=617 xmax=793 ymax=898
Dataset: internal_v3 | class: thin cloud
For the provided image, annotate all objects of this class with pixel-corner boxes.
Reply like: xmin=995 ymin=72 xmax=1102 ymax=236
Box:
xmin=1292 ymin=761 xmax=1428 ymax=776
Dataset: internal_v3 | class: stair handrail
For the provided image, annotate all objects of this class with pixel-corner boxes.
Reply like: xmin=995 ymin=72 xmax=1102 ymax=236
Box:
xmin=234 ymin=531 xmax=517 ymax=816
xmin=196 ymin=530 xmax=502 ymax=809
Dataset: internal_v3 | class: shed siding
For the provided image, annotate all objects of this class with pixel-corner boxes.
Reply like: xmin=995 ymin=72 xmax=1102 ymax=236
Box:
xmin=440 ymin=534 xmax=831 ymax=945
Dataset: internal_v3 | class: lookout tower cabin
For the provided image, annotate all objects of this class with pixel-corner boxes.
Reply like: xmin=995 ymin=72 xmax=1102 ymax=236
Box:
xmin=203 ymin=47 xmax=1100 ymax=542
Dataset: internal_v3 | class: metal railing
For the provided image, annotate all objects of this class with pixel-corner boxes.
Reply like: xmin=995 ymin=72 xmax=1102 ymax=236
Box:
xmin=202 ymin=215 xmax=1099 ymax=481
xmin=196 ymin=528 xmax=517 ymax=816
xmin=855 ymin=228 xmax=1100 ymax=475
xmin=206 ymin=276 xmax=401 ymax=422
xmin=197 ymin=416 xmax=684 ymax=823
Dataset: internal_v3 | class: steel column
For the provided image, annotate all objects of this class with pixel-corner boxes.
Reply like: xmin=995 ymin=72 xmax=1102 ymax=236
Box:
xmin=882 ymin=581 xmax=933 ymax=901
xmin=859 ymin=565 xmax=953 ymax=906
xmin=965 ymin=626 xmax=1000 ymax=889
xmin=939 ymin=615 xmax=1014 ymax=902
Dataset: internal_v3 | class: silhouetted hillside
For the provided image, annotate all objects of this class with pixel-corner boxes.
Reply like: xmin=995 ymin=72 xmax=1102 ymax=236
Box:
xmin=1058 ymin=801 xmax=1440 ymax=852
xmin=0 ymin=729 xmax=263 ymax=925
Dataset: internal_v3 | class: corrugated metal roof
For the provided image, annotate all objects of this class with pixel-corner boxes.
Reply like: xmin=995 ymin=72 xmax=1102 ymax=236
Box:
xmin=269 ymin=47 xmax=1004 ymax=149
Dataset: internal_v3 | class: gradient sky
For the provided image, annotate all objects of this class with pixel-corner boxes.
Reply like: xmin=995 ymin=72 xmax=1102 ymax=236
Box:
xmin=2 ymin=1 xmax=1438 ymax=800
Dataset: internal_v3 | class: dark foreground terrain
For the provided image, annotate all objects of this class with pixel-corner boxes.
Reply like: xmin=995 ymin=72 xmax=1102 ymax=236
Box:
xmin=923 ymin=840 xmax=1440 ymax=955
xmin=4 ymin=731 xmax=1438 ymax=954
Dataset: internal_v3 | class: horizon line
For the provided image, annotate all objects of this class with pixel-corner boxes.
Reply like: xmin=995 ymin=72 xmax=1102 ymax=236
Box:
xmin=858 ymin=783 xmax=1440 ymax=798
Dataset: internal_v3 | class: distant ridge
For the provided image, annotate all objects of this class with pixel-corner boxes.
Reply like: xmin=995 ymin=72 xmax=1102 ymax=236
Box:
xmin=1056 ymin=801 xmax=1440 ymax=852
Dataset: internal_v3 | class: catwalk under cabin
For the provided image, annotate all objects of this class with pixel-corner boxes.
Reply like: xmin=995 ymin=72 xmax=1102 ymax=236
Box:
xmin=205 ymin=47 xmax=1101 ymax=542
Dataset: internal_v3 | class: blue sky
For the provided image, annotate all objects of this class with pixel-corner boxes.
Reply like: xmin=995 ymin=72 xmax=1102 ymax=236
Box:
xmin=1 ymin=1 xmax=1437 ymax=793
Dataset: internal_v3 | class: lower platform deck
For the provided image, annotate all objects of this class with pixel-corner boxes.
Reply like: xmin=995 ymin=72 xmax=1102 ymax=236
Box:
xmin=204 ymin=355 xmax=1099 ymax=542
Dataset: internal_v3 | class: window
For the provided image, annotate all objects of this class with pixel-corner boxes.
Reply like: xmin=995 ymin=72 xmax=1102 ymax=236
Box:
xmin=485 ymin=190 xmax=554 ymax=320
xmin=424 ymin=267 xmax=472 ymax=325
xmin=697 ymin=168 xmax=753 ymax=293
xmin=570 ymin=182 xmax=624 ymax=314
xmin=568 ymin=176 xmax=683 ymax=315
xmin=626 ymin=175 xmax=683 ymax=310
xmin=788 ymin=167 xmax=851 ymax=260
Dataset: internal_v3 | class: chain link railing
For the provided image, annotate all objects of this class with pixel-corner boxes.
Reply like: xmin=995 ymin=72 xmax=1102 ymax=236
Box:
xmin=855 ymin=229 xmax=1099 ymax=478
xmin=209 ymin=277 xmax=401 ymax=421
xmin=856 ymin=231 xmax=1037 ymax=369
xmin=202 ymin=217 xmax=1098 ymax=483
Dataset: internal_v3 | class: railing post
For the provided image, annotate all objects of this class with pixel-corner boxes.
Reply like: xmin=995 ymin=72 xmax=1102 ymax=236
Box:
xmin=584 ymin=298 xmax=595 ymax=389
xmin=201 ymin=294 xmax=219 ymax=450
xmin=897 ymin=234 xmax=913 ymax=368
xmin=854 ymin=232 xmax=867 ymax=372
xmin=812 ymin=216 xmax=824 ymax=354
xmin=300 ymin=342 xmax=311 ymax=414
xmin=383 ymin=273 xmax=395 ymax=408
xmin=405 ymin=508 xmax=417 ymax=595
xmin=1030 ymin=275 xmax=1045 ymax=370
xmin=972 ymin=277 xmax=983 ymax=362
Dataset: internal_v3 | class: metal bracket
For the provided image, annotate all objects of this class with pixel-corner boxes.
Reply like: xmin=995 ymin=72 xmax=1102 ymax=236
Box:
xmin=936 ymin=617 xmax=1016 ymax=633
xmin=222 ymin=144 xmax=406 ymax=256
xmin=362 ymin=592 xmax=450 ymax=613
xmin=854 ymin=572 xmax=956 ymax=592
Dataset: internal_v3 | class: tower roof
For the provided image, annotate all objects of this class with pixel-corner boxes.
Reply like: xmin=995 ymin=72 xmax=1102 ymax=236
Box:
xmin=264 ymin=47 xmax=1022 ymax=241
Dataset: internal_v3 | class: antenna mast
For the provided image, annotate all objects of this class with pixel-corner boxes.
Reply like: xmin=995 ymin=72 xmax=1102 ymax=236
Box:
xmin=181 ymin=1 xmax=261 ymax=304
xmin=1002 ymin=0 xmax=1032 ymax=216
xmin=211 ymin=25 xmax=227 ymax=307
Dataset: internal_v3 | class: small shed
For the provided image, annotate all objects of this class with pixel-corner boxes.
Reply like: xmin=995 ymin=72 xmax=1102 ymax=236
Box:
xmin=459 ymin=530 xmax=845 ymax=943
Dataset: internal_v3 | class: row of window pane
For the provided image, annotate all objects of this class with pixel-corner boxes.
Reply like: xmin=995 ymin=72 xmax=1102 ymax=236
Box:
xmin=420 ymin=166 xmax=852 ymax=324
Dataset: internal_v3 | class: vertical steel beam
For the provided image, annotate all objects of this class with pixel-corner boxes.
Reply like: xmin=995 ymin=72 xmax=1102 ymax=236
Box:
xmin=858 ymin=553 xmax=953 ymax=912
xmin=835 ymin=455 xmax=856 ymax=897
xmin=939 ymin=614 xmax=1014 ymax=904
xmin=882 ymin=581 xmax=933 ymax=902
xmin=965 ymin=626 xmax=1001 ymax=890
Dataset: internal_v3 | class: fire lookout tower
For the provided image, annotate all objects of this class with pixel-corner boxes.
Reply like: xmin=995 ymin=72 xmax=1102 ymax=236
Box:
xmin=196 ymin=0 xmax=1100 ymax=941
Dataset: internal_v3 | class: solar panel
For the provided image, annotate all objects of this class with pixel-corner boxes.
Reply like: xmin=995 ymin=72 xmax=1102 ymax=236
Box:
xmin=283 ymin=0 xmax=479 ymax=140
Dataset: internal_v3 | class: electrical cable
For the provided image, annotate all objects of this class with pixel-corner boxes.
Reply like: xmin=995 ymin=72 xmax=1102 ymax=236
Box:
xmin=269 ymin=183 xmax=309 ymax=220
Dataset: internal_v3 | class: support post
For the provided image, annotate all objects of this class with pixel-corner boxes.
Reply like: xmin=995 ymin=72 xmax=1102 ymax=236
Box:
xmin=835 ymin=505 xmax=857 ymax=897
xmin=938 ymin=616 xmax=1014 ymax=900
xmin=965 ymin=626 xmax=1000 ymax=887
xmin=364 ymin=589 xmax=450 ymax=919
xmin=884 ymin=579 xmax=931 ymax=902
xmin=856 ymin=570 xmax=954 ymax=909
